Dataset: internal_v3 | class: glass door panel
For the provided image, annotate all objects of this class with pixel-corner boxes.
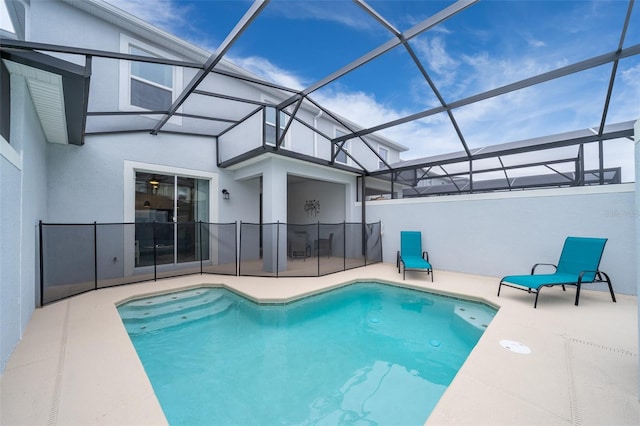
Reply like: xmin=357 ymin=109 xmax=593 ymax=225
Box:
xmin=135 ymin=172 xmax=175 ymax=266
xmin=135 ymin=172 xmax=210 ymax=267
xmin=176 ymin=177 xmax=210 ymax=263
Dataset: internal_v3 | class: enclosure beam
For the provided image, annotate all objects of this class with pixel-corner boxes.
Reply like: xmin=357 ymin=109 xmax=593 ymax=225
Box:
xmin=151 ymin=0 xmax=269 ymax=134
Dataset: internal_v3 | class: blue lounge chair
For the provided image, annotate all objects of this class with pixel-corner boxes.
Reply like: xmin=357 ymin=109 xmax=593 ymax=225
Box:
xmin=498 ymin=237 xmax=616 ymax=308
xmin=397 ymin=231 xmax=433 ymax=281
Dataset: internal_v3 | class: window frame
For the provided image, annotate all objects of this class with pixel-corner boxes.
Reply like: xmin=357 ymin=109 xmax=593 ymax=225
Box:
xmin=378 ymin=146 xmax=389 ymax=169
xmin=123 ymin=160 xmax=217 ymax=274
xmin=263 ymin=97 xmax=289 ymax=148
xmin=119 ymin=34 xmax=183 ymax=125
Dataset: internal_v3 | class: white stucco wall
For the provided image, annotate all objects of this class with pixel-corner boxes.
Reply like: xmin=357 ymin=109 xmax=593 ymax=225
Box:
xmin=365 ymin=184 xmax=637 ymax=295
xmin=288 ymin=179 xmax=347 ymax=225
xmin=46 ymin=133 xmax=221 ymax=222
xmin=0 ymin=75 xmax=48 ymax=373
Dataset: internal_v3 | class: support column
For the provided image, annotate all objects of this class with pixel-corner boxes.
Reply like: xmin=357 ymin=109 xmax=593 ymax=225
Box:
xmin=262 ymin=159 xmax=288 ymax=273
xmin=634 ymin=119 xmax=640 ymax=401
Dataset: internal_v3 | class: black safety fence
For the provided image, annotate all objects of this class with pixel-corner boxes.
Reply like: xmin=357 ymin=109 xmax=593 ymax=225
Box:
xmin=239 ymin=221 xmax=382 ymax=277
xmin=39 ymin=220 xmax=381 ymax=305
xmin=39 ymin=221 xmax=237 ymax=305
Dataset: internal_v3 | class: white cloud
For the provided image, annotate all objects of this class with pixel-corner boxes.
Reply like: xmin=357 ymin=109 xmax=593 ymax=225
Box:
xmin=269 ymin=1 xmax=375 ymax=31
xmin=412 ymin=36 xmax=459 ymax=77
xmin=609 ymin=62 xmax=640 ymax=123
xmin=314 ymin=89 xmax=402 ymax=128
xmin=528 ymin=39 xmax=546 ymax=48
xmin=620 ymin=63 xmax=640 ymax=88
xmin=313 ymin=88 xmax=461 ymax=159
xmin=228 ymin=56 xmax=307 ymax=91
xmin=104 ymin=0 xmax=190 ymax=32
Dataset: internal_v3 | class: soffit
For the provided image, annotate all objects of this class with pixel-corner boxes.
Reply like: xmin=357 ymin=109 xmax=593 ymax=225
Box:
xmin=3 ymin=59 xmax=68 ymax=144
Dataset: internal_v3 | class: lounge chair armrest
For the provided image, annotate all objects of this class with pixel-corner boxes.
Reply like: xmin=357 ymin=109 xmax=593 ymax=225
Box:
xmin=531 ymin=263 xmax=557 ymax=275
xmin=422 ymin=251 xmax=429 ymax=262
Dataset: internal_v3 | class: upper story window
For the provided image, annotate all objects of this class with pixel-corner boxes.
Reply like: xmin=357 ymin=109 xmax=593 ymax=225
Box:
xmin=1 ymin=0 xmax=19 ymax=39
xmin=129 ymin=46 xmax=173 ymax=111
xmin=335 ymin=129 xmax=349 ymax=164
xmin=119 ymin=35 xmax=182 ymax=123
xmin=264 ymin=103 xmax=288 ymax=147
xmin=378 ymin=146 xmax=388 ymax=169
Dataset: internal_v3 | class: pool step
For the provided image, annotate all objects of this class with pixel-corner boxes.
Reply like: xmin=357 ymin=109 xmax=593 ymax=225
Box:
xmin=451 ymin=305 xmax=494 ymax=341
xmin=119 ymin=289 xmax=234 ymax=334
xmin=121 ymin=288 xmax=216 ymax=312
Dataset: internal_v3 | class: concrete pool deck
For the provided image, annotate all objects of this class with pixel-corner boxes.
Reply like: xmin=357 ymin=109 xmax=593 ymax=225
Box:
xmin=1 ymin=263 xmax=638 ymax=425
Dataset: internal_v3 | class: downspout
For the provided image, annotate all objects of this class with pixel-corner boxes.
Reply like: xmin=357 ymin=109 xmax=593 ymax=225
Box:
xmin=18 ymin=0 xmax=30 ymax=40
xmin=313 ymin=109 xmax=323 ymax=157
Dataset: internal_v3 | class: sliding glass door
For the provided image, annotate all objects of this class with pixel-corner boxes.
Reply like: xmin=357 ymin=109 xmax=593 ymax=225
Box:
xmin=134 ymin=172 xmax=209 ymax=267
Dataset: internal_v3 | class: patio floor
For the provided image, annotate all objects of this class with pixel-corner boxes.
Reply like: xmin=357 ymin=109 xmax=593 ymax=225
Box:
xmin=1 ymin=263 xmax=638 ymax=425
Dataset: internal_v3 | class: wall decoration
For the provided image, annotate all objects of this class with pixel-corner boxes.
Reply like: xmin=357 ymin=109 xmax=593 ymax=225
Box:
xmin=304 ymin=199 xmax=320 ymax=216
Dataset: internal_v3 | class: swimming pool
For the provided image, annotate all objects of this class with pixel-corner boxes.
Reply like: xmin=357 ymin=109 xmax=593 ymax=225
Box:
xmin=118 ymin=282 xmax=496 ymax=425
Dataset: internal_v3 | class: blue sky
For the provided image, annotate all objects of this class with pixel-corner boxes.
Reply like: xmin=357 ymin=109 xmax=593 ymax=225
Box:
xmin=101 ymin=0 xmax=639 ymax=160
xmin=4 ymin=0 xmax=639 ymax=165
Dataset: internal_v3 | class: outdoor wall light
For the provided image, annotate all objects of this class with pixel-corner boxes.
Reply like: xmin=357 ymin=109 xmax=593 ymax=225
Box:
xmin=222 ymin=189 xmax=230 ymax=200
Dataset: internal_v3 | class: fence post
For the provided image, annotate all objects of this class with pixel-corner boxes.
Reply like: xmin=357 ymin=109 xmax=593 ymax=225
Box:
xmin=238 ymin=221 xmax=242 ymax=276
xmin=235 ymin=221 xmax=239 ymax=276
xmin=276 ymin=221 xmax=280 ymax=278
xmin=39 ymin=220 xmax=44 ymax=307
xmin=343 ymin=221 xmax=346 ymax=271
xmin=317 ymin=221 xmax=320 ymax=276
xmin=199 ymin=220 xmax=203 ymax=275
xmin=363 ymin=222 xmax=368 ymax=266
xmin=94 ymin=221 xmax=98 ymax=290
xmin=152 ymin=221 xmax=157 ymax=281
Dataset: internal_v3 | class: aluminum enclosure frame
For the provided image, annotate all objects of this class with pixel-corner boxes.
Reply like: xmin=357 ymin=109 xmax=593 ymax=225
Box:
xmin=0 ymin=0 xmax=637 ymax=194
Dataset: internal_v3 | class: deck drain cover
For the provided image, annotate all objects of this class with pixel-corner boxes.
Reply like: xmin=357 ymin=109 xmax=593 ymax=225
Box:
xmin=500 ymin=339 xmax=531 ymax=354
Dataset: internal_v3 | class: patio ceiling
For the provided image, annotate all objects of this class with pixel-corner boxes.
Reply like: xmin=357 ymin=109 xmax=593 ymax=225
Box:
xmin=0 ymin=0 xmax=638 ymax=184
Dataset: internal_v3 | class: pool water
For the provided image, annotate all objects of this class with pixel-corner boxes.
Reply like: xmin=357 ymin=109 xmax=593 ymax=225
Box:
xmin=118 ymin=283 xmax=496 ymax=426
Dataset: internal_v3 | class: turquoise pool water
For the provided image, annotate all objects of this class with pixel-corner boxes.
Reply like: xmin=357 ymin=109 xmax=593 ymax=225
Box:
xmin=118 ymin=283 xmax=496 ymax=426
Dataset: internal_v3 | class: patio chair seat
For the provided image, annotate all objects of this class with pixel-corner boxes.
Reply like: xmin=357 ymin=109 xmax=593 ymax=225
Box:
xmin=401 ymin=255 xmax=432 ymax=271
xmin=500 ymin=273 xmax=581 ymax=290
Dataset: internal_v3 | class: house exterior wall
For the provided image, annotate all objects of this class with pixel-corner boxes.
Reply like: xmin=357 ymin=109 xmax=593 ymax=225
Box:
xmin=46 ymin=132 xmax=220 ymax=222
xmin=365 ymin=184 xmax=637 ymax=296
xmin=27 ymin=1 xmax=405 ymax=167
xmin=0 ymin=75 xmax=48 ymax=373
xmin=288 ymin=180 xmax=347 ymax=225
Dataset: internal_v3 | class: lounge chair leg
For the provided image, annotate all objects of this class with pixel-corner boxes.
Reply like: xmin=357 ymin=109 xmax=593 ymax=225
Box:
xmin=430 ymin=269 xmax=433 ymax=282
xmin=575 ymin=282 xmax=581 ymax=306
xmin=599 ymin=271 xmax=616 ymax=302
xmin=534 ymin=291 xmax=539 ymax=309
xmin=497 ymin=281 xmax=502 ymax=297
